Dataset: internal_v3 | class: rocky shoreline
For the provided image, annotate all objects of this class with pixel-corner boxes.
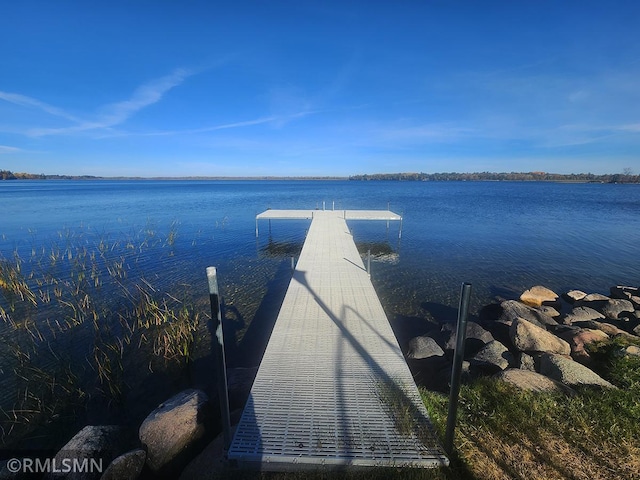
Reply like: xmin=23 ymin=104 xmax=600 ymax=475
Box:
xmin=3 ymin=285 xmax=638 ymax=480
xmin=406 ymin=284 xmax=640 ymax=393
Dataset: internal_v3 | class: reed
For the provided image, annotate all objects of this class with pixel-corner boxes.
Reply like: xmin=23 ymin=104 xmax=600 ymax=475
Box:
xmin=0 ymin=221 xmax=204 ymax=446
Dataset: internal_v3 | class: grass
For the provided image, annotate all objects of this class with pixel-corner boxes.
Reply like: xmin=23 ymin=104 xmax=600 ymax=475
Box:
xmin=205 ymin=336 xmax=639 ymax=480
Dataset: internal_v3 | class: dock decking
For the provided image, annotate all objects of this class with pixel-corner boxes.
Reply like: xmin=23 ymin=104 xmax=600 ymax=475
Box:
xmin=228 ymin=209 xmax=448 ymax=470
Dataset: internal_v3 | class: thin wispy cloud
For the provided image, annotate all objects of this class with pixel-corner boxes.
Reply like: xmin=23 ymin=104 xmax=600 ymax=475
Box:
xmin=0 ymin=144 xmax=22 ymax=153
xmin=4 ymin=68 xmax=195 ymax=137
xmin=0 ymin=91 xmax=80 ymax=122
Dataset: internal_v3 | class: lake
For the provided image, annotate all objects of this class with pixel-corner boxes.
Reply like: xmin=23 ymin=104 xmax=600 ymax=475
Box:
xmin=1 ymin=179 xmax=639 ymax=448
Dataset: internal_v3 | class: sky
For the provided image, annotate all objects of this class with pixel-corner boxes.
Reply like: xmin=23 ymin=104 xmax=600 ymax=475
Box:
xmin=1 ymin=1 xmax=639 ymax=177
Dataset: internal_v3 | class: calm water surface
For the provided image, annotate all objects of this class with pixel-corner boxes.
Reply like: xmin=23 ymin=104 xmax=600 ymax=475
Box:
xmin=1 ymin=180 xmax=639 ymax=446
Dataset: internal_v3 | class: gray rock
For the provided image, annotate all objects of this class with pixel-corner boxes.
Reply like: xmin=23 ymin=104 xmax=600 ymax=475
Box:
xmin=499 ymin=300 xmax=558 ymax=328
xmin=601 ymin=299 xmax=635 ymax=320
xmin=442 ymin=321 xmax=494 ymax=356
xmin=517 ymin=352 xmax=537 ymax=372
xmin=494 ymin=369 xmax=575 ymax=394
xmin=572 ymin=320 xmax=638 ymax=340
xmin=564 ymin=306 xmax=605 ymax=324
xmin=510 ymin=318 xmax=571 ymax=355
xmin=582 ymin=293 xmax=610 ymax=302
xmin=520 ymin=285 xmax=560 ymax=308
xmin=139 ymin=389 xmax=212 ymax=476
xmin=101 ymin=449 xmax=146 ymax=480
xmin=540 ymin=353 xmax=616 ymax=388
xmin=564 ymin=290 xmax=587 ymax=303
xmin=407 ymin=335 xmax=445 ymax=359
xmin=45 ymin=426 xmax=127 ymax=480
xmin=539 ymin=305 xmax=561 ymax=318
xmin=610 ymin=285 xmax=639 ymax=300
xmin=634 ymin=324 xmax=640 ymax=336
xmin=471 ymin=340 xmax=513 ymax=371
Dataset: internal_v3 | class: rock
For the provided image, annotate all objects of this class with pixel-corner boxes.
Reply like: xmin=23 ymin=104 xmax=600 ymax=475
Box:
xmin=564 ymin=306 xmax=605 ymax=324
xmin=539 ymin=305 xmax=561 ymax=318
xmin=610 ymin=285 xmax=639 ymax=300
xmin=442 ymin=321 xmax=494 ymax=357
xmin=520 ymin=286 xmax=560 ymax=308
xmin=407 ymin=335 xmax=445 ymax=359
xmin=540 ymin=353 xmax=616 ymax=388
xmin=634 ymin=324 xmax=640 ymax=336
xmin=494 ymin=369 xmax=575 ymax=394
xmin=558 ymin=329 xmax=609 ymax=365
xmin=139 ymin=389 xmax=212 ymax=477
xmin=572 ymin=320 xmax=637 ymax=340
xmin=582 ymin=293 xmax=610 ymax=302
xmin=470 ymin=340 xmax=513 ymax=372
xmin=499 ymin=300 xmax=558 ymax=328
xmin=101 ymin=449 xmax=146 ymax=480
xmin=564 ymin=290 xmax=587 ymax=303
xmin=45 ymin=426 xmax=128 ymax=480
xmin=615 ymin=345 xmax=640 ymax=358
xmin=600 ymin=299 xmax=634 ymax=320
xmin=510 ymin=318 xmax=571 ymax=355
xmin=517 ymin=352 xmax=537 ymax=372
xmin=577 ymin=293 xmax=610 ymax=310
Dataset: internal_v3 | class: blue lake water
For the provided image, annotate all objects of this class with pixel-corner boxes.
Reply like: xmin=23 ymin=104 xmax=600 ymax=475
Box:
xmin=1 ymin=179 xmax=639 ymax=447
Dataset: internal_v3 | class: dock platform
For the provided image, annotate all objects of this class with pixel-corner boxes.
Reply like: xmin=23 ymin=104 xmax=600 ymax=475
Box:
xmin=228 ymin=209 xmax=448 ymax=470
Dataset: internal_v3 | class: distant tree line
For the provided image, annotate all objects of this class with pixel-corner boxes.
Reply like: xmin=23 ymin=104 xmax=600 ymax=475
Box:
xmin=1 ymin=169 xmax=98 ymax=180
xmin=349 ymin=171 xmax=640 ymax=183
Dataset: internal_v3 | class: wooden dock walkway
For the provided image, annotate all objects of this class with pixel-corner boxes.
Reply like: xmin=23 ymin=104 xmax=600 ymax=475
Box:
xmin=228 ymin=209 xmax=448 ymax=470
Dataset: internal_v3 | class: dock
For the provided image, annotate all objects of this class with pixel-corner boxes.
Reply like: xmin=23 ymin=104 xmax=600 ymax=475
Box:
xmin=228 ymin=209 xmax=448 ymax=470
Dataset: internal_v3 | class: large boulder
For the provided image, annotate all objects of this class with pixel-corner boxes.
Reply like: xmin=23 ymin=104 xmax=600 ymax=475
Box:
xmin=572 ymin=319 xmax=638 ymax=340
xmin=407 ymin=335 xmax=445 ymax=359
xmin=499 ymin=300 xmax=558 ymax=328
xmin=600 ymin=299 xmax=635 ymax=320
xmin=470 ymin=340 xmax=513 ymax=372
xmin=100 ymin=449 xmax=146 ymax=480
xmin=494 ymin=369 xmax=575 ymax=394
xmin=563 ymin=306 xmax=605 ymax=324
xmin=540 ymin=353 xmax=616 ymax=388
xmin=558 ymin=329 xmax=609 ymax=365
xmin=510 ymin=318 xmax=571 ymax=355
xmin=45 ymin=426 xmax=129 ymax=480
xmin=520 ymin=286 xmax=560 ymax=308
xmin=139 ymin=389 xmax=213 ymax=477
xmin=442 ymin=321 xmax=494 ymax=357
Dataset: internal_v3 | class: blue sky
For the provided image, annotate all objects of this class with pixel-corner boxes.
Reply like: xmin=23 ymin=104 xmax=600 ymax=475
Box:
xmin=1 ymin=1 xmax=639 ymax=177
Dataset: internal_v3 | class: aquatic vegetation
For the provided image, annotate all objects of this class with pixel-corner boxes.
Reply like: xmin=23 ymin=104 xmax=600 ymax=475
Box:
xmin=0 ymin=223 xmax=205 ymax=446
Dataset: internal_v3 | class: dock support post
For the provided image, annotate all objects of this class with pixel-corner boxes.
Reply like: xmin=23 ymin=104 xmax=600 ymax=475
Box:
xmin=291 ymin=256 xmax=295 ymax=273
xmin=207 ymin=267 xmax=232 ymax=450
xmin=445 ymin=282 xmax=472 ymax=454
xmin=255 ymin=218 xmax=259 ymax=237
xmin=367 ymin=249 xmax=371 ymax=277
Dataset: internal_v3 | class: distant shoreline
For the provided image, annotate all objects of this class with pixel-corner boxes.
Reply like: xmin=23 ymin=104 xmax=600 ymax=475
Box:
xmin=1 ymin=169 xmax=639 ymax=183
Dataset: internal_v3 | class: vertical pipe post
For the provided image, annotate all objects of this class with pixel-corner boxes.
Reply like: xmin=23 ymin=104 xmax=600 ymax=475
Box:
xmin=206 ymin=267 xmax=232 ymax=450
xmin=332 ymin=200 xmax=335 ymax=211
xmin=255 ymin=218 xmax=259 ymax=238
xmin=291 ymin=256 xmax=295 ymax=273
xmin=445 ymin=282 xmax=472 ymax=454
xmin=367 ymin=249 xmax=371 ymax=277
xmin=323 ymin=200 xmax=325 ymax=210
